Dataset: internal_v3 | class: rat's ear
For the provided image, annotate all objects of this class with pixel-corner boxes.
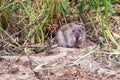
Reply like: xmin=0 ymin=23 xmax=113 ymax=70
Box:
xmin=79 ymin=24 xmax=85 ymax=31
xmin=69 ymin=23 xmax=73 ymax=28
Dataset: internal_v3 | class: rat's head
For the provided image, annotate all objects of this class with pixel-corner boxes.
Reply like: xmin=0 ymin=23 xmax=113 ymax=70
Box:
xmin=69 ymin=23 xmax=85 ymax=43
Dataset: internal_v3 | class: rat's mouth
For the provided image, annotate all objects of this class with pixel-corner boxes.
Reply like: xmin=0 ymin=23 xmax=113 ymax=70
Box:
xmin=73 ymin=36 xmax=81 ymax=42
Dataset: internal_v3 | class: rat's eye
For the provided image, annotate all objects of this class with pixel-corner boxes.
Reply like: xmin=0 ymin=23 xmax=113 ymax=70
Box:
xmin=72 ymin=29 xmax=75 ymax=32
xmin=78 ymin=29 xmax=81 ymax=32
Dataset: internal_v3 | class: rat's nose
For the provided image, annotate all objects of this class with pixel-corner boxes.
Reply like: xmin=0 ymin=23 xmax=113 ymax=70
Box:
xmin=75 ymin=33 xmax=79 ymax=37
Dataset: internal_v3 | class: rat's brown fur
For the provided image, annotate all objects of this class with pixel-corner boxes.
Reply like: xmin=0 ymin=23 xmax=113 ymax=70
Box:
xmin=56 ymin=23 xmax=86 ymax=48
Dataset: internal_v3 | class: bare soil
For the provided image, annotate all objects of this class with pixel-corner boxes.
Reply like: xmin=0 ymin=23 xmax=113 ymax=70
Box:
xmin=0 ymin=40 xmax=120 ymax=80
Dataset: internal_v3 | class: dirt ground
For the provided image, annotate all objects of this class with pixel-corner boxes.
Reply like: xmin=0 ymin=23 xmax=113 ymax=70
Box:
xmin=0 ymin=40 xmax=120 ymax=80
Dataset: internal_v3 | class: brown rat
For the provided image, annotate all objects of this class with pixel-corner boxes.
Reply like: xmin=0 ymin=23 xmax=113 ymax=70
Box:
xmin=56 ymin=23 xmax=86 ymax=48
